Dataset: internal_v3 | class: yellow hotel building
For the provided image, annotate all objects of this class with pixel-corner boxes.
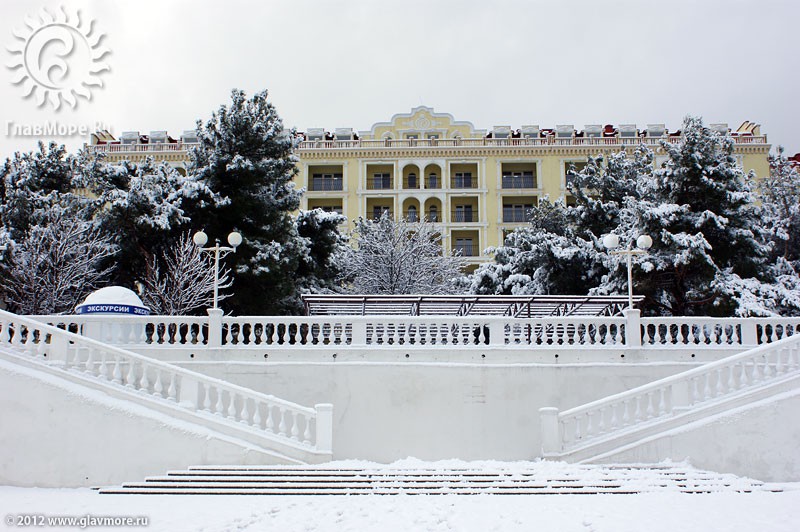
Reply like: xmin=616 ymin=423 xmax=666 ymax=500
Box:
xmin=88 ymin=107 xmax=770 ymax=269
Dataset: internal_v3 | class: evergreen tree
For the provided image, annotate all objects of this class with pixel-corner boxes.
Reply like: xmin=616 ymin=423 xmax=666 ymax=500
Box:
xmin=471 ymin=117 xmax=799 ymax=316
xmin=0 ymin=141 xmax=77 ymax=241
xmin=292 ymin=208 xmax=349 ymax=299
xmin=187 ymin=89 xmax=305 ymax=314
xmin=0 ymin=143 xmax=116 ymax=313
xmin=470 ymin=198 xmax=596 ymax=295
xmin=761 ymin=146 xmax=800 ymax=267
xmin=78 ymin=154 xmax=213 ymax=288
xmin=632 ymin=116 xmax=771 ymax=315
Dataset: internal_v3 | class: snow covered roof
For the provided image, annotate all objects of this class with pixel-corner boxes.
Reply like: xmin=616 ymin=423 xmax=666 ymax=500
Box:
xmin=302 ymin=295 xmax=642 ymax=317
xmin=75 ymin=286 xmax=150 ymax=315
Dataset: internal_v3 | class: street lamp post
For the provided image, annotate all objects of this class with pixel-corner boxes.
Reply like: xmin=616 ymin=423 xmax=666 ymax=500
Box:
xmin=602 ymin=233 xmax=653 ymax=309
xmin=193 ymin=230 xmax=243 ymax=310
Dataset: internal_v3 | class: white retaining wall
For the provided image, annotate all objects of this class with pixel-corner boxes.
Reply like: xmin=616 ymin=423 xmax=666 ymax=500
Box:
xmin=0 ymin=358 xmax=296 ymax=488
xmin=178 ymin=360 xmax=697 ymax=462
xmin=587 ymin=386 xmax=800 ymax=482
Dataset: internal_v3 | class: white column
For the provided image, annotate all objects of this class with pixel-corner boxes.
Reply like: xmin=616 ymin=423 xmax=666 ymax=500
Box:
xmin=624 ymin=308 xmax=642 ymax=348
xmin=539 ymin=407 xmax=561 ymax=456
xmin=314 ymin=403 xmax=334 ymax=454
xmin=207 ymin=308 xmax=223 ymax=347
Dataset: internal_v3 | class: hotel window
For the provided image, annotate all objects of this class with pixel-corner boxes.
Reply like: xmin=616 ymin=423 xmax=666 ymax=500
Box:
xmin=454 ymin=238 xmax=474 ymax=257
xmin=564 ymin=161 xmax=588 ymax=188
xmin=453 ymin=172 xmax=474 ymax=188
xmin=453 ymin=205 xmax=474 ymax=223
xmin=371 ymin=172 xmax=392 ymax=189
xmin=503 ymin=204 xmax=533 ymax=223
xmin=407 ymin=206 xmax=418 ymax=222
xmin=372 ymin=206 xmax=391 ymax=220
xmin=428 ymin=206 xmax=439 ymax=222
xmin=502 ymin=171 xmax=535 ymax=189
xmin=311 ymin=173 xmax=343 ymax=191
xmin=427 ymin=173 xmax=440 ymax=189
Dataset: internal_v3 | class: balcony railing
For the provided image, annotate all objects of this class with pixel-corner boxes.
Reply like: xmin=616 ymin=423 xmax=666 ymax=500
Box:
xmin=367 ymin=177 xmax=393 ymax=190
xmin=85 ymin=134 xmax=769 ymax=157
xmin=502 ymin=175 xmax=536 ymax=189
xmin=451 ymin=176 xmax=477 ymax=189
xmin=297 ymin=135 xmax=768 ymax=150
xmin=451 ymin=210 xmax=478 ymax=223
xmin=453 ymin=244 xmax=476 ymax=257
xmin=502 ymin=209 xmax=530 ymax=223
xmin=310 ymin=177 xmax=343 ymax=191
xmin=426 ymin=177 xmax=441 ymax=189
xmin=86 ymin=142 xmax=200 ymax=154
xmin=371 ymin=210 xmax=393 ymax=220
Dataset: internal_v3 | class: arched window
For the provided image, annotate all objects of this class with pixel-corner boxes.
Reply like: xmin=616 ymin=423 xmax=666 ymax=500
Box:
xmin=428 ymin=205 xmax=438 ymax=222
xmin=407 ymin=205 xmax=418 ymax=222
xmin=407 ymin=172 xmax=417 ymax=188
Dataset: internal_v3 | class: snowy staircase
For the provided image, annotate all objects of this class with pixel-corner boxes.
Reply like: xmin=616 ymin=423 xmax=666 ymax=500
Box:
xmin=0 ymin=309 xmax=334 ymax=465
xmin=97 ymin=463 xmax=779 ymax=495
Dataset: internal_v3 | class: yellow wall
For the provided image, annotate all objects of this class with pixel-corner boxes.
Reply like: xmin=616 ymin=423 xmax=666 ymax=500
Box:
xmin=90 ymin=107 xmax=772 ymax=267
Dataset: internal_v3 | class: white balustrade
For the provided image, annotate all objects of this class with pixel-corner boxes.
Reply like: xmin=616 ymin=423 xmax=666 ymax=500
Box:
xmin=220 ymin=315 xmax=626 ymax=347
xmin=641 ymin=317 xmax=800 ymax=347
xmin=296 ymin=136 xmax=767 ymax=151
xmin=1 ymin=310 xmax=332 ymax=454
xmin=541 ymin=334 xmax=800 ymax=455
xmin=27 ymin=314 xmax=800 ymax=351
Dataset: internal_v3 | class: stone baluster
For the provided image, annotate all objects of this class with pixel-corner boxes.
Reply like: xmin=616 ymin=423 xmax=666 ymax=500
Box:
xmin=253 ymin=402 xmax=262 ymax=429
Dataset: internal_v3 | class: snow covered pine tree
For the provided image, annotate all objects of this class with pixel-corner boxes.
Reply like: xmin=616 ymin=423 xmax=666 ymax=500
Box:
xmin=0 ymin=142 xmax=116 ymax=314
xmin=188 ymin=89 xmax=347 ymax=314
xmin=470 ymin=118 xmax=800 ymax=316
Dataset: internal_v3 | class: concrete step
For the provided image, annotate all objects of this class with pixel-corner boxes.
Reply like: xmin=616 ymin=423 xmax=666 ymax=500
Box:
xmin=98 ymin=464 xmax=780 ymax=495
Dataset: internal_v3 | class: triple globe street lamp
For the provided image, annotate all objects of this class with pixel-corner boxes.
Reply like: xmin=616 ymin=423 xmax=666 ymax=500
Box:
xmin=602 ymin=233 xmax=653 ymax=309
xmin=193 ymin=230 xmax=242 ymax=310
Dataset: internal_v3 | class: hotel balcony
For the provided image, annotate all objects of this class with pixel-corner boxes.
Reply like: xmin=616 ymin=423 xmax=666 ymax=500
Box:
xmin=502 ymin=207 xmax=531 ymax=223
xmin=367 ymin=175 xmax=394 ymax=190
xmin=451 ymin=210 xmax=478 ymax=223
xmin=309 ymin=176 xmax=343 ymax=191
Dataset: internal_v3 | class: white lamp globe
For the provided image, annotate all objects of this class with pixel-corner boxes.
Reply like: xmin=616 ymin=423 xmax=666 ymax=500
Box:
xmin=636 ymin=234 xmax=653 ymax=250
xmin=193 ymin=231 xmax=208 ymax=247
xmin=602 ymin=233 xmax=620 ymax=250
xmin=227 ymin=231 xmax=243 ymax=248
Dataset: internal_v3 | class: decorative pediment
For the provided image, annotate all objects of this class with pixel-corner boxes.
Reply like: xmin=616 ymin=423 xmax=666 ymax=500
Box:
xmin=361 ymin=106 xmax=485 ymax=140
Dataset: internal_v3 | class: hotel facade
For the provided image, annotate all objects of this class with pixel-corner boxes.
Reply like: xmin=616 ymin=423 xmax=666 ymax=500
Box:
xmin=87 ymin=107 xmax=771 ymax=269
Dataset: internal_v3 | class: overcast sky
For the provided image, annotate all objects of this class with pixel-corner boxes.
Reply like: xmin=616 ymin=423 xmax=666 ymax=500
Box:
xmin=2 ymin=0 xmax=799 ymax=161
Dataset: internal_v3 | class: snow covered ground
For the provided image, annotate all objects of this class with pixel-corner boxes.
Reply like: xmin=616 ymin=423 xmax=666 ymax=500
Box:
xmin=2 ymin=460 xmax=799 ymax=532
xmin=2 ymin=485 xmax=800 ymax=532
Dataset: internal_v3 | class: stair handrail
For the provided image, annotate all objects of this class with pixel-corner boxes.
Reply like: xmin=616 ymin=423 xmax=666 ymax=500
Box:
xmin=540 ymin=333 xmax=800 ymax=455
xmin=0 ymin=309 xmax=333 ymax=454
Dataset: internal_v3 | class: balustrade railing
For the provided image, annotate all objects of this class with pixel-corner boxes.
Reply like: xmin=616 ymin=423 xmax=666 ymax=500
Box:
xmin=86 ymin=136 xmax=768 ymax=157
xmin=540 ymin=334 xmax=800 ymax=456
xmin=25 ymin=313 xmax=800 ymax=350
xmin=2 ymin=310 xmax=332 ymax=455
xmin=86 ymin=142 xmax=200 ymax=154
xmin=220 ymin=315 xmax=625 ymax=347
